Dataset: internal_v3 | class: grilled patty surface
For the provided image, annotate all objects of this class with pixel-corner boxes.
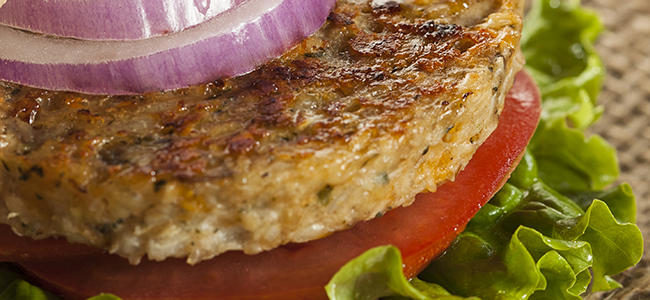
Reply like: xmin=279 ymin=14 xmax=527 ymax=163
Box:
xmin=0 ymin=0 xmax=524 ymax=264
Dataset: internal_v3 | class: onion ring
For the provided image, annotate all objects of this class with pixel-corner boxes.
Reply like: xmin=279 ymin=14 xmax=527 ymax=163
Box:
xmin=0 ymin=0 xmax=336 ymax=95
xmin=0 ymin=0 xmax=247 ymax=40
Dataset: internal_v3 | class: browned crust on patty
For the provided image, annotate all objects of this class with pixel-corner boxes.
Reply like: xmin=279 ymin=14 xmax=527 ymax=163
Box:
xmin=0 ymin=0 xmax=524 ymax=264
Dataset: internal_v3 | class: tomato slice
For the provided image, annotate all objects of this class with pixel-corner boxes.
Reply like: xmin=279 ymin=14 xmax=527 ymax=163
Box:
xmin=1 ymin=71 xmax=541 ymax=300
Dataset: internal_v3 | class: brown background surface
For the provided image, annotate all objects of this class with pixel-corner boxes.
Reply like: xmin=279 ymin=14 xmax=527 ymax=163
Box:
xmin=578 ymin=0 xmax=650 ymax=298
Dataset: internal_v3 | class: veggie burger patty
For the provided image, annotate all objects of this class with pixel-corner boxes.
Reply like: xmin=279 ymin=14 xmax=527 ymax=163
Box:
xmin=0 ymin=0 xmax=524 ymax=265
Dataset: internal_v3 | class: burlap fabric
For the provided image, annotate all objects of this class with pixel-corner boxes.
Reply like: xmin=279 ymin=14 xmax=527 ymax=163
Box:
xmin=576 ymin=0 xmax=650 ymax=298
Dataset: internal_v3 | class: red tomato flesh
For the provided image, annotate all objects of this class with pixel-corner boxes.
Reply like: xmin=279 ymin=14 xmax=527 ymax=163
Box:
xmin=0 ymin=71 xmax=541 ymax=300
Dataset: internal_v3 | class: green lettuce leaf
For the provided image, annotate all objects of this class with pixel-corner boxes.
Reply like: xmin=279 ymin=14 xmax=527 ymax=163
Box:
xmin=574 ymin=200 xmax=643 ymax=291
xmin=326 ymin=191 xmax=641 ymax=300
xmin=529 ymin=119 xmax=618 ymax=193
xmin=325 ymin=0 xmax=643 ymax=299
xmin=86 ymin=294 xmax=123 ymax=300
xmin=522 ymin=0 xmax=605 ymax=129
xmin=0 ymin=264 xmax=121 ymax=300
xmin=0 ymin=265 xmax=61 ymax=300
xmin=567 ymin=183 xmax=636 ymax=224
xmin=325 ymin=246 xmax=473 ymax=300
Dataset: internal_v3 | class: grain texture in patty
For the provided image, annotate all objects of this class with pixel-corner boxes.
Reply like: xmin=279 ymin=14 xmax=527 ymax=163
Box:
xmin=0 ymin=0 xmax=524 ymax=264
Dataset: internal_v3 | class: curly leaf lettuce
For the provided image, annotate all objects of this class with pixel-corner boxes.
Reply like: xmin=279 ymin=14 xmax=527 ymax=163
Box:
xmin=325 ymin=246 xmax=472 ymax=300
xmin=0 ymin=265 xmax=60 ymax=300
xmin=327 ymin=160 xmax=641 ymax=300
xmin=529 ymin=119 xmax=618 ymax=193
xmin=325 ymin=0 xmax=643 ymax=299
xmin=0 ymin=264 xmax=122 ymax=300
xmin=522 ymin=0 xmax=605 ymax=129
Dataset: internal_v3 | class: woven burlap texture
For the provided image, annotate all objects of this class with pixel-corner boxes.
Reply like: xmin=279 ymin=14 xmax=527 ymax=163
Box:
xmin=571 ymin=0 xmax=650 ymax=298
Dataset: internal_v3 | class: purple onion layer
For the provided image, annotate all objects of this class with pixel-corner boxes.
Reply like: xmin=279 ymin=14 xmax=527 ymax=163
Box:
xmin=0 ymin=0 xmax=247 ymax=40
xmin=0 ymin=0 xmax=337 ymax=95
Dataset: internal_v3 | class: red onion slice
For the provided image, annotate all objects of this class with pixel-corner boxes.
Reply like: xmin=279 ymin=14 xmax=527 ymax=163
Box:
xmin=0 ymin=0 xmax=336 ymax=95
xmin=0 ymin=0 xmax=247 ymax=40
